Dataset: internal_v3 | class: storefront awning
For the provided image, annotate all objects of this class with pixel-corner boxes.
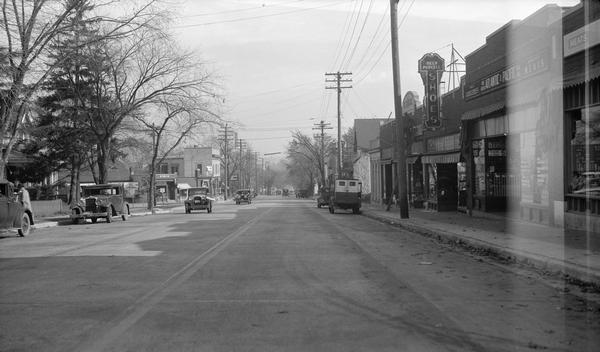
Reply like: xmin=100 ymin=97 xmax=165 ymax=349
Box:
xmin=421 ymin=152 xmax=461 ymax=164
xmin=177 ymin=183 xmax=191 ymax=190
xmin=406 ymin=155 xmax=421 ymax=164
xmin=563 ymin=66 xmax=600 ymax=88
xmin=461 ymin=102 xmax=505 ymax=121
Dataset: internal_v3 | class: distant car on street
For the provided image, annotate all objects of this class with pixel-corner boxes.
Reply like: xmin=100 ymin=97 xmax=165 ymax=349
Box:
xmin=71 ymin=184 xmax=130 ymax=224
xmin=184 ymin=187 xmax=214 ymax=213
xmin=234 ymin=189 xmax=252 ymax=204
xmin=0 ymin=180 xmax=34 ymax=236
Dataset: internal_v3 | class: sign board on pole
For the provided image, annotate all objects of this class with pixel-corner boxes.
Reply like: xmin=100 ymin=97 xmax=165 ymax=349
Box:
xmin=418 ymin=53 xmax=445 ymax=130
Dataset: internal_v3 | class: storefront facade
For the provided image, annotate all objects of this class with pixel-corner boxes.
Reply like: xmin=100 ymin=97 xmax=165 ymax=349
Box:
xmin=462 ymin=5 xmax=565 ymax=224
xmin=562 ymin=0 xmax=600 ymax=232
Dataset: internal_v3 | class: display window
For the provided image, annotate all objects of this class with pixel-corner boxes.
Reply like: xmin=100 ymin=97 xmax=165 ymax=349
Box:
xmin=569 ymin=107 xmax=600 ymax=197
xmin=486 ymin=137 xmax=507 ymax=198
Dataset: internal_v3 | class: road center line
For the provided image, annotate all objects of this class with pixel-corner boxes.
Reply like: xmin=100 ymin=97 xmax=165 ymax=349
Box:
xmin=74 ymin=208 xmax=273 ymax=352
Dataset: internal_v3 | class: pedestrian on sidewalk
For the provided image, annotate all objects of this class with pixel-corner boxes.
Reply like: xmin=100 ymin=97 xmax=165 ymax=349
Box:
xmin=17 ymin=183 xmax=32 ymax=213
xmin=386 ymin=186 xmax=398 ymax=212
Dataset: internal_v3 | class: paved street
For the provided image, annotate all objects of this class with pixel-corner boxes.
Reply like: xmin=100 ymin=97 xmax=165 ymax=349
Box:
xmin=1 ymin=197 xmax=599 ymax=351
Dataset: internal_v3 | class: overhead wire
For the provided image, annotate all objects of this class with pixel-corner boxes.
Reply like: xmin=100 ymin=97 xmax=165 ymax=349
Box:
xmin=175 ymin=0 xmax=351 ymax=27
xmin=341 ymin=0 xmax=374 ymax=71
xmin=352 ymin=3 xmax=390 ymax=74
xmin=353 ymin=0 xmax=416 ymax=86
xmin=337 ymin=0 xmax=365 ymax=71
xmin=329 ymin=0 xmax=360 ymax=71
xmin=232 ymin=80 xmax=321 ymax=101
xmin=180 ymin=0 xmax=307 ymax=18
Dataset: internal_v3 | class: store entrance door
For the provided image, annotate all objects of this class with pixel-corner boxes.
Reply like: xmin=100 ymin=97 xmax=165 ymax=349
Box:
xmin=437 ymin=163 xmax=458 ymax=211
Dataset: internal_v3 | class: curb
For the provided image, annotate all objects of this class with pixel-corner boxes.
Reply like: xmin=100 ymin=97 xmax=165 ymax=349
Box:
xmin=34 ymin=207 xmax=180 ymax=229
xmin=361 ymin=210 xmax=600 ymax=287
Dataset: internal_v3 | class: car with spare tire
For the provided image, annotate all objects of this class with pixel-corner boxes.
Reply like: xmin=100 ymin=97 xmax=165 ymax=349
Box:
xmin=70 ymin=184 xmax=130 ymax=224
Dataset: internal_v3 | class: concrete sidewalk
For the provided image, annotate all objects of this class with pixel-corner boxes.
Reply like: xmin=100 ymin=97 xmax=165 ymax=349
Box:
xmin=361 ymin=203 xmax=600 ymax=287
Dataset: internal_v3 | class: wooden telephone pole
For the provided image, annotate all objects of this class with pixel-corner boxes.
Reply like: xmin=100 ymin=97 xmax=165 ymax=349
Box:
xmin=218 ymin=123 xmax=230 ymax=200
xmin=390 ymin=0 xmax=409 ymax=218
xmin=325 ymin=72 xmax=352 ymax=177
xmin=313 ymin=120 xmax=333 ymax=186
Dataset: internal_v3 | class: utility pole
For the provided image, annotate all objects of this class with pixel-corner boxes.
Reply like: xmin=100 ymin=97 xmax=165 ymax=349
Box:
xmin=325 ymin=72 xmax=352 ymax=177
xmin=313 ymin=120 xmax=333 ymax=187
xmin=218 ymin=123 xmax=230 ymax=200
xmin=254 ymin=152 xmax=259 ymax=194
xmin=390 ymin=0 xmax=409 ymax=218
xmin=238 ymin=138 xmax=244 ymax=189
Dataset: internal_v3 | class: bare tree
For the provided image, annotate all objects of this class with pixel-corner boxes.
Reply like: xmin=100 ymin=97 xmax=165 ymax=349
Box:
xmin=83 ymin=24 xmax=223 ymax=187
xmin=0 ymin=0 xmax=162 ymax=180
xmin=288 ymin=130 xmax=332 ymax=189
xmin=137 ymin=93 xmax=220 ymax=211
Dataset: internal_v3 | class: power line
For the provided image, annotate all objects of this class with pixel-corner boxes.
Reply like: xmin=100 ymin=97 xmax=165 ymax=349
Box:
xmin=231 ymin=80 xmax=320 ymax=101
xmin=354 ymin=0 xmax=415 ymax=86
xmin=352 ymin=3 xmax=390 ymax=73
xmin=342 ymin=0 xmax=375 ymax=71
xmin=175 ymin=0 xmax=351 ymax=27
xmin=337 ymin=0 xmax=365 ymax=71
xmin=329 ymin=0 xmax=360 ymax=71
xmin=180 ymin=0 xmax=306 ymax=18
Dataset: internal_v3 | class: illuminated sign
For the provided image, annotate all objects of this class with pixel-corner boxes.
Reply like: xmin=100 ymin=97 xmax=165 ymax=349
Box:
xmin=418 ymin=53 xmax=445 ymax=130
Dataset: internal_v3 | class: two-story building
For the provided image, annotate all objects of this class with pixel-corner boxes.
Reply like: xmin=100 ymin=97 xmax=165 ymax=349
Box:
xmin=158 ymin=146 xmax=221 ymax=200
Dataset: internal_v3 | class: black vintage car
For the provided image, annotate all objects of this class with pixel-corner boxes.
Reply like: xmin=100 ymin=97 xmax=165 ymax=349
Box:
xmin=184 ymin=187 xmax=214 ymax=213
xmin=234 ymin=189 xmax=252 ymax=204
xmin=0 ymin=180 xmax=33 ymax=236
xmin=71 ymin=184 xmax=130 ymax=224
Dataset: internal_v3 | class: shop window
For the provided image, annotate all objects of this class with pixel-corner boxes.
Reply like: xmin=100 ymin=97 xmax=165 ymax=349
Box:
xmin=569 ymin=108 xmax=600 ymax=196
xmin=486 ymin=137 xmax=507 ymax=198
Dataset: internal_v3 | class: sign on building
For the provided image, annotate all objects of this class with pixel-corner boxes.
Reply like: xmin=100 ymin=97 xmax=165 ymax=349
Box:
xmin=418 ymin=53 xmax=445 ymax=130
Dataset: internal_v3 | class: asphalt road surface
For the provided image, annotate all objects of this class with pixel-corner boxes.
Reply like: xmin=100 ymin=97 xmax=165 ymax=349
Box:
xmin=1 ymin=197 xmax=599 ymax=351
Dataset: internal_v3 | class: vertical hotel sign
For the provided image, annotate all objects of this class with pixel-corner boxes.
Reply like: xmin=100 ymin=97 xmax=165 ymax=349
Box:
xmin=418 ymin=53 xmax=445 ymax=129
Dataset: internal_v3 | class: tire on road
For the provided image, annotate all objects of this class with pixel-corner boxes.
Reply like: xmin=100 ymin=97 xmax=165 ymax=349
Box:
xmin=121 ymin=205 xmax=129 ymax=221
xmin=18 ymin=214 xmax=30 ymax=237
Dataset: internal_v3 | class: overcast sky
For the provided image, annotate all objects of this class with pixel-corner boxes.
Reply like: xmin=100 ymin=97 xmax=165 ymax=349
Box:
xmin=171 ymin=0 xmax=579 ymax=157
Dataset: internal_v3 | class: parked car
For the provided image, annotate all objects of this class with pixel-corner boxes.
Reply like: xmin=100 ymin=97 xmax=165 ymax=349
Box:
xmin=328 ymin=178 xmax=362 ymax=214
xmin=0 ymin=180 xmax=34 ymax=236
xmin=184 ymin=187 xmax=214 ymax=213
xmin=234 ymin=189 xmax=252 ymax=204
xmin=71 ymin=184 xmax=130 ymax=224
xmin=317 ymin=187 xmax=330 ymax=208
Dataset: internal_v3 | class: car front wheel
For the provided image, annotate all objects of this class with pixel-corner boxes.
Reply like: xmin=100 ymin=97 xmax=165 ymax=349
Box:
xmin=18 ymin=214 xmax=30 ymax=237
